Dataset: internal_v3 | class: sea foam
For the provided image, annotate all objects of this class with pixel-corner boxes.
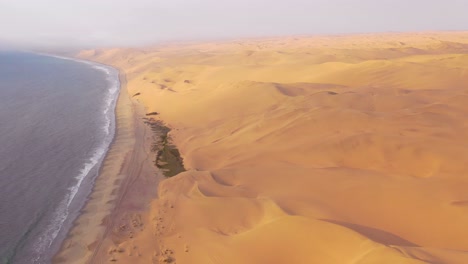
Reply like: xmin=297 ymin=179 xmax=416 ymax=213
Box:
xmin=30 ymin=54 xmax=121 ymax=263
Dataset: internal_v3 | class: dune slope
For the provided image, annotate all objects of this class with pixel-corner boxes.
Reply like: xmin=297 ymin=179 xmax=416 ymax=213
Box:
xmin=79 ymin=32 xmax=468 ymax=264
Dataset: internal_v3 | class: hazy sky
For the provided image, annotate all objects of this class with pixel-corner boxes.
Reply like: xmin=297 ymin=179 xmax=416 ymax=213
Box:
xmin=0 ymin=0 xmax=467 ymax=48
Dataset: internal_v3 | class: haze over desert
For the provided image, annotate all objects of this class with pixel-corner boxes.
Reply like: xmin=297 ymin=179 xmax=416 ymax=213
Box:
xmin=46 ymin=32 xmax=468 ymax=264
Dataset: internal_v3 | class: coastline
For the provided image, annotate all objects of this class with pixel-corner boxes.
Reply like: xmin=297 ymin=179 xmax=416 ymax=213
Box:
xmin=0 ymin=52 xmax=127 ymax=264
xmin=53 ymin=68 xmax=162 ymax=263
xmin=42 ymin=56 xmax=121 ymax=264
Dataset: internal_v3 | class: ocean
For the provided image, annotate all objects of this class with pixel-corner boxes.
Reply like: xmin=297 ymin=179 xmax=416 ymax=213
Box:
xmin=0 ymin=51 xmax=120 ymax=263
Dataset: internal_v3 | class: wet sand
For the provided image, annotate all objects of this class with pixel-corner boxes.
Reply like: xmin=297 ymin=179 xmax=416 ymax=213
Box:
xmin=53 ymin=72 xmax=162 ymax=263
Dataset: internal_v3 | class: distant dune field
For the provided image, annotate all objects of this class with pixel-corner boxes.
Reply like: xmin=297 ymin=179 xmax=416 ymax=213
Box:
xmin=79 ymin=32 xmax=468 ymax=264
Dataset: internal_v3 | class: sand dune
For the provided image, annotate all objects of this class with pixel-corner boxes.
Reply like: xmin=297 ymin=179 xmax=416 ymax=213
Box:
xmin=77 ymin=32 xmax=468 ymax=263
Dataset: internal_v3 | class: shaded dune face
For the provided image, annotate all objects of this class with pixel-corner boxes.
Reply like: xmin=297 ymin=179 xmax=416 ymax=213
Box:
xmin=80 ymin=33 xmax=468 ymax=263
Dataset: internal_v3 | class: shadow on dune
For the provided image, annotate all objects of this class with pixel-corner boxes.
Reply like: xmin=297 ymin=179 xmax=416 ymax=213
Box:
xmin=320 ymin=219 xmax=419 ymax=247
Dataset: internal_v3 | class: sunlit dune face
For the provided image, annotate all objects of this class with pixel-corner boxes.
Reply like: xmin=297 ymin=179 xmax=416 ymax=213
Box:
xmin=78 ymin=32 xmax=468 ymax=264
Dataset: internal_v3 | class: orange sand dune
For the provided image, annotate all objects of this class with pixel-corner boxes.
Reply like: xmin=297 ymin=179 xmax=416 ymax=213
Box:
xmin=78 ymin=32 xmax=468 ymax=264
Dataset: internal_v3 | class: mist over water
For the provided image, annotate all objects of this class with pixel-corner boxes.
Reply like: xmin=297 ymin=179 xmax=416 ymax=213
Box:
xmin=0 ymin=52 xmax=119 ymax=263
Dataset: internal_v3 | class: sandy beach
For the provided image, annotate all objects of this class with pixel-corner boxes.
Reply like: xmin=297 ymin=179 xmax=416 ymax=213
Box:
xmin=57 ymin=32 xmax=468 ymax=263
xmin=53 ymin=72 xmax=163 ymax=263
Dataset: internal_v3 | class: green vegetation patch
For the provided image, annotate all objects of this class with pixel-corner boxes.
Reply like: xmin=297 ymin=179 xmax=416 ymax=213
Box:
xmin=143 ymin=118 xmax=185 ymax=177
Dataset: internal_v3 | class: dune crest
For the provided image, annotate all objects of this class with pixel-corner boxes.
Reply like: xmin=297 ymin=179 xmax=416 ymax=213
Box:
xmin=78 ymin=32 xmax=468 ymax=263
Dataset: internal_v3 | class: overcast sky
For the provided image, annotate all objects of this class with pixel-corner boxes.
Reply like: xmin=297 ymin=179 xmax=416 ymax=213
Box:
xmin=0 ymin=0 xmax=467 ymax=48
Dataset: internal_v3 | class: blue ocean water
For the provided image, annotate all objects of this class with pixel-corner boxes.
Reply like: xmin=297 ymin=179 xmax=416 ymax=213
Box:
xmin=0 ymin=52 xmax=119 ymax=264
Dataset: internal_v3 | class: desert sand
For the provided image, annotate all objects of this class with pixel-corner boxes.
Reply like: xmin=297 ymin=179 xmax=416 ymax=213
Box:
xmin=62 ymin=32 xmax=468 ymax=263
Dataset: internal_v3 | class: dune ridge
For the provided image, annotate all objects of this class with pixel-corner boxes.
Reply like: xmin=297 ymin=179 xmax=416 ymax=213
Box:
xmin=78 ymin=32 xmax=468 ymax=263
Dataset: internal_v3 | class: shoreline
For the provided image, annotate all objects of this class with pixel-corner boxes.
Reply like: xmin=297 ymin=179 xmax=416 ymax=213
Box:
xmin=43 ymin=59 xmax=120 ymax=263
xmin=53 ymin=67 xmax=162 ymax=263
